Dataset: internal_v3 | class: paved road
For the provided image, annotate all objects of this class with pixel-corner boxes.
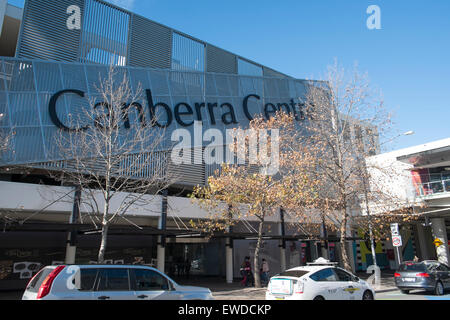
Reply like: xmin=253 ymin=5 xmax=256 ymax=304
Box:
xmin=376 ymin=289 xmax=450 ymax=300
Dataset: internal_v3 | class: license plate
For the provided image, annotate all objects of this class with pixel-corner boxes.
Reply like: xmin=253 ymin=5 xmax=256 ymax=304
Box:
xmin=270 ymin=279 xmax=292 ymax=295
xmin=403 ymin=278 xmax=415 ymax=282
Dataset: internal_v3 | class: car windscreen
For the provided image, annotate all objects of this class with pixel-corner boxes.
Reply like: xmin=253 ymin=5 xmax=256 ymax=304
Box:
xmin=398 ymin=263 xmax=426 ymax=272
xmin=278 ymin=270 xmax=309 ymax=278
xmin=26 ymin=268 xmax=53 ymax=293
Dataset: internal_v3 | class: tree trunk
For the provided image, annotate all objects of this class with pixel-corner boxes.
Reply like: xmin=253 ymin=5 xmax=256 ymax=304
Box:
xmin=253 ymin=219 xmax=264 ymax=288
xmin=339 ymin=210 xmax=352 ymax=271
xmin=98 ymin=188 xmax=110 ymax=264
xmin=98 ymin=223 xmax=109 ymax=263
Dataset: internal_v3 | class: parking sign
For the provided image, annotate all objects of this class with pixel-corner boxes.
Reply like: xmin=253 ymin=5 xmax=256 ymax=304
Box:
xmin=392 ymin=235 xmax=402 ymax=247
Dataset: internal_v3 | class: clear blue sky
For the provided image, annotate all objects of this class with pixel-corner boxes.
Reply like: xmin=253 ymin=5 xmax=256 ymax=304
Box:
xmin=9 ymin=0 xmax=450 ymax=151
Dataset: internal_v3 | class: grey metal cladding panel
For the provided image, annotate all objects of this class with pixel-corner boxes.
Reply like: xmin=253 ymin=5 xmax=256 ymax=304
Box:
xmin=169 ymin=163 xmax=205 ymax=186
xmin=206 ymin=45 xmax=237 ymax=74
xmin=167 ymin=147 xmax=205 ymax=186
xmin=128 ymin=15 xmax=172 ymax=69
xmin=17 ymin=0 xmax=84 ymax=62
xmin=263 ymin=67 xmax=288 ymax=79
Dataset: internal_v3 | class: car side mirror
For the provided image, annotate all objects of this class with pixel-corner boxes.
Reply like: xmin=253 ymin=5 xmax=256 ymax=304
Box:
xmin=353 ymin=276 xmax=359 ymax=282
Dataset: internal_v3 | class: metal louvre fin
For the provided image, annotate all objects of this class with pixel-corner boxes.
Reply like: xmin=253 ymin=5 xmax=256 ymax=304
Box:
xmin=168 ymin=147 xmax=205 ymax=186
xmin=263 ymin=67 xmax=288 ymax=79
xmin=17 ymin=0 xmax=84 ymax=62
xmin=206 ymin=45 xmax=237 ymax=74
xmin=25 ymin=151 xmax=170 ymax=180
xmin=128 ymin=15 xmax=172 ymax=69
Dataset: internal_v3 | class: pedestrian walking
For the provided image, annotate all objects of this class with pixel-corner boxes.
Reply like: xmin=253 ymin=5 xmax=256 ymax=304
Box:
xmin=260 ymin=258 xmax=269 ymax=286
xmin=240 ymin=256 xmax=253 ymax=287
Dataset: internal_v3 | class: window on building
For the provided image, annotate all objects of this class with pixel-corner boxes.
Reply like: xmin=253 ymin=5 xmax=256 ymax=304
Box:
xmin=354 ymin=125 xmax=364 ymax=154
xmin=237 ymin=58 xmax=263 ymax=77
xmin=365 ymin=127 xmax=378 ymax=156
xmin=80 ymin=0 xmax=130 ymax=66
xmin=171 ymin=33 xmax=205 ymax=72
xmin=340 ymin=120 xmax=351 ymax=143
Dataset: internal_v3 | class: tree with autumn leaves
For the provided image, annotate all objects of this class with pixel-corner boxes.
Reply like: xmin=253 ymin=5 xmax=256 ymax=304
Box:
xmin=191 ymin=61 xmax=416 ymax=286
xmin=191 ymin=113 xmax=319 ymax=288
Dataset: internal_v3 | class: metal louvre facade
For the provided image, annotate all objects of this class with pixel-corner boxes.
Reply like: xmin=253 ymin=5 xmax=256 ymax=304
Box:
xmin=17 ymin=0 xmax=85 ymax=62
xmin=129 ymin=15 xmax=173 ymax=69
xmin=16 ymin=0 xmax=290 ymax=78
xmin=4 ymin=0 xmax=309 ymax=187
xmin=0 ymin=57 xmax=309 ymax=184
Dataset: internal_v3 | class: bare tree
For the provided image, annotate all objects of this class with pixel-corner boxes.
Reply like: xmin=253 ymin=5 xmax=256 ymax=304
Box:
xmin=0 ymin=113 xmax=12 ymax=159
xmin=51 ymin=65 xmax=175 ymax=263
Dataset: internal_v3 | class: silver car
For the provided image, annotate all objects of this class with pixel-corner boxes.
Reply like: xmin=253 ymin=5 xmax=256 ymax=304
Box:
xmin=394 ymin=260 xmax=450 ymax=295
xmin=22 ymin=264 xmax=214 ymax=300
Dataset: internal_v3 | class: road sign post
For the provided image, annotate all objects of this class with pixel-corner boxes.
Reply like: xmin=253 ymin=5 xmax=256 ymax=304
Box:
xmin=391 ymin=224 xmax=402 ymax=266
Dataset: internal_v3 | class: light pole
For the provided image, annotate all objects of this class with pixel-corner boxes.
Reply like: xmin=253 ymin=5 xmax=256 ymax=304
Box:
xmin=361 ymin=130 xmax=414 ymax=285
xmin=380 ymin=131 xmax=415 ymax=148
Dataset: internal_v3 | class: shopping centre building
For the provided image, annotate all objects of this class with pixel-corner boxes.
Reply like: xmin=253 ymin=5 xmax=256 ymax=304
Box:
xmin=0 ymin=0 xmax=339 ymax=289
xmin=2 ymin=0 xmax=446 ymax=291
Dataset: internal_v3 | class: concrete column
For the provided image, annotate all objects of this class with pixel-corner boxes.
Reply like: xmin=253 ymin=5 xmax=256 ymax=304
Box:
xmin=225 ymin=206 xmax=234 ymax=283
xmin=157 ymin=190 xmax=168 ymax=273
xmin=321 ymin=246 xmax=329 ymax=259
xmin=65 ymin=244 xmax=76 ymax=264
xmin=431 ymin=218 xmax=449 ymax=266
xmin=415 ymin=223 xmax=431 ymax=260
xmin=346 ymin=227 xmax=356 ymax=273
xmin=280 ymin=247 xmax=286 ymax=272
xmin=156 ymin=239 xmax=165 ymax=272
xmin=226 ymin=239 xmax=233 ymax=283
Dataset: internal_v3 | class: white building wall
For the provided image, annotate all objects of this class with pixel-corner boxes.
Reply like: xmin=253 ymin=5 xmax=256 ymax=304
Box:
xmin=366 ymin=148 xmax=420 ymax=214
xmin=0 ymin=181 xmax=292 ymax=222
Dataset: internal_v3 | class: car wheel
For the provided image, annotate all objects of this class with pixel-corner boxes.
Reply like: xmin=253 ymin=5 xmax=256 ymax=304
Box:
xmin=362 ymin=290 xmax=374 ymax=300
xmin=400 ymin=289 xmax=410 ymax=294
xmin=434 ymin=281 xmax=444 ymax=296
xmin=313 ymin=296 xmax=325 ymax=300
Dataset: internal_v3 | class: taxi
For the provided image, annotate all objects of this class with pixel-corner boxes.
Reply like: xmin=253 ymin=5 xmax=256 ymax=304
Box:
xmin=265 ymin=258 xmax=375 ymax=300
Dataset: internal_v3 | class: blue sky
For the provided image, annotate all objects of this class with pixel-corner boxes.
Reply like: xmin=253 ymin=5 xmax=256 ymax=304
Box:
xmin=9 ymin=0 xmax=450 ymax=151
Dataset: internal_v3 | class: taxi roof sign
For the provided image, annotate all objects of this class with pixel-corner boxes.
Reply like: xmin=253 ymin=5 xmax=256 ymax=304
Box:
xmin=307 ymin=257 xmax=338 ymax=266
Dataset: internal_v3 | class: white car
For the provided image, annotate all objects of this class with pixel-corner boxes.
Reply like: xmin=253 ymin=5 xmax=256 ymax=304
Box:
xmin=22 ymin=264 xmax=214 ymax=300
xmin=266 ymin=259 xmax=375 ymax=300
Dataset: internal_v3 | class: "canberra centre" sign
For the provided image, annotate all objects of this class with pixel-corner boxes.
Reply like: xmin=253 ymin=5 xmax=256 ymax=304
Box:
xmin=48 ymin=89 xmax=309 ymax=132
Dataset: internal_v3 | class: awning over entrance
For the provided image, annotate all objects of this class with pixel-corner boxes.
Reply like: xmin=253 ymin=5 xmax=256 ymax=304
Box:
xmin=397 ymin=144 xmax=450 ymax=168
xmin=2 ymin=221 xmax=361 ymax=242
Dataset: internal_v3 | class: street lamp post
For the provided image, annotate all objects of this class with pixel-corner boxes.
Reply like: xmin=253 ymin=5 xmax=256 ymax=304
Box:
xmin=380 ymin=131 xmax=415 ymax=148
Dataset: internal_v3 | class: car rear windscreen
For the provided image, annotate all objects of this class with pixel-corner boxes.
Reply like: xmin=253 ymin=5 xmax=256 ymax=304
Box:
xmin=278 ymin=270 xmax=309 ymax=278
xmin=398 ymin=263 xmax=426 ymax=272
xmin=26 ymin=268 xmax=53 ymax=293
